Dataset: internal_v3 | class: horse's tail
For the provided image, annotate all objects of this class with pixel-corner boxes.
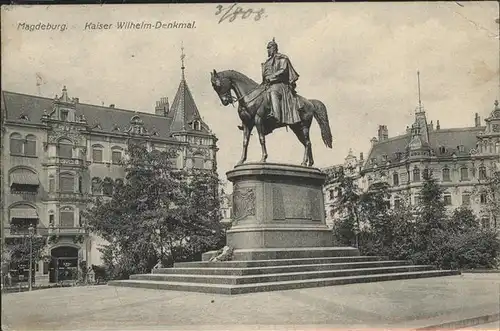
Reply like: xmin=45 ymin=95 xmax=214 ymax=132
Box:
xmin=311 ymin=99 xmax=333 ymax=148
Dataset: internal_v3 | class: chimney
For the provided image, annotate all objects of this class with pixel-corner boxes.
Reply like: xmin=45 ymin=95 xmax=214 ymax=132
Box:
xmin=475 ymin=113 xmax=481 ymax=127
xmin=436 ymin=120 xmax=440 ymax=130
xmin=359 ymin=152 xmax=364 ymax=161
xmin=73 ymin=98 xmax=79 ymax=103
xmin=370 ymin=137 xmax=378 ymax=146
xmin=109 ymin=104 xmax=115 ymax=108
xmin=377 ymin=125 xmax=389 ymax=141
xmin=155 ymin=97 xmax=169 ymax=116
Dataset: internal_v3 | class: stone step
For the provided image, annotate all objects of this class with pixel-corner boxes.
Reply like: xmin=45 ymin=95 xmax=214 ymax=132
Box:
xmin=132 ymin=265 xmax=436 ymax=285
xmin=202 ymin=247 xmax=360 ymax=261
xmin=109 ymin=270 xmax=460 ymax=295
xmin=153 ymin=260 xmax=413 ymax=276
xmin=174 ymin=255 xmax=385 ymax=268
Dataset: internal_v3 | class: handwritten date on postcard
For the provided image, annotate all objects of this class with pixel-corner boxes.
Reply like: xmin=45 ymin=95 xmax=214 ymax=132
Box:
xmin=215 ymin=4 xmax=265 ymax=24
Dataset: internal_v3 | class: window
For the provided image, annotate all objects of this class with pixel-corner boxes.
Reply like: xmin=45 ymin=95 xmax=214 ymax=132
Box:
xmin=460 ymin=167 xmax=469 ymax=181
xmin=10 ymin=133 xmax=23 ymax=154
xmin=111 ymin=151 xmax=122 ymax=164
xmin=24 ymin=135 xmax=36 ymax=156
xmin=414 ymin=195 xmax=421 ymax=205
xmin=49 ymin=213 xmax=55 ymax=227
xmin=58 ymin=139 xmax=73 ymax=158
xmin=481 ymin=218 xmax=490 ymax=229
xmin=48 ymin=175 xmax=55 ymax=192
xmin=329 ymin=190 xmax=334 ymax=200
xmin=423 ymin=168 xmax=430 ymax=179
xmin=444 ymin=194 xmax=452 ymax=206
xmin=60 ymin=207 xmax=74 ymax=228
xmin=462 ymin=194 xmax=471 ymax=206
xmin=78 ymin=176 xmax=83 ymax=193
xmin=393 ymin=173 xmax=399 ymax=186
xmin=92 ymin=145 xmax=103 ymax=162
xmin=442 ymin=168 xmax=451 ymax=182
xmin=480 ymin=193 xmax=487 ymax=204
xmin=91 ymin=178 xmax=101 ymax=195
xmin=479 ymin=166 xmax=487 ymax=180
xmin=394 ymin=198 xmax=401 ymax=209
xmin=336 ymin=187 xmax=343 ymax=199
xmin=439 ymin=146 xmax=446 ymax=154
xmin=59 ymin=173 xmax=74 ymax=193
xmin=102 ymin=178 xmax=113 ymax=197
xmin=413 ymin=168 xmax=420 ymax=182
xmin=60 ymin=110 xmax=68 ymax=121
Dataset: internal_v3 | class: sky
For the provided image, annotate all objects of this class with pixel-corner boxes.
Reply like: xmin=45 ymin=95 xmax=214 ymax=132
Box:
xmin=2 ymin=2 xmax=499 ymax=190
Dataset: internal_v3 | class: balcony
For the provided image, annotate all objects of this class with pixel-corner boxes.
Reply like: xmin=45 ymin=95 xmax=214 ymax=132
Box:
xmin=45 ymin=157 xmax=88 ymax=168
xmin=48 ymin=226 xmax=87 ymax=235
xmin=46 ymin=192 xmax=89 ymax=202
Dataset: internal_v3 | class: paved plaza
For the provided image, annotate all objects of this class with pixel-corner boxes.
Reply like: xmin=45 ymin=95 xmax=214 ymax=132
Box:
xmin=2 ymin=273 xmax=499 ymax=330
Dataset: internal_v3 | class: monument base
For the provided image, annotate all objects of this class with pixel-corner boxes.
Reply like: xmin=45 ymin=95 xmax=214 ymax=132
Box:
xmin=225 ymin=163 xmax=332 ymax=249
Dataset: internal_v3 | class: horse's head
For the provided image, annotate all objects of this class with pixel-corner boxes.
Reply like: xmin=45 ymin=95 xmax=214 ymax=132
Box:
xmin=211 ymin=69 xmax=233 ymax=106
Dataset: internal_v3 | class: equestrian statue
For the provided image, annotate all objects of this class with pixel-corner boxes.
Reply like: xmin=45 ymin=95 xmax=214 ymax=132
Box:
xmin=211 ymin=38 xmax=333 ymax=167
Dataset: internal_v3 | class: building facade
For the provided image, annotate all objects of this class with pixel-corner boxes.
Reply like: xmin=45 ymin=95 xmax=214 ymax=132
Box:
xmin=324 ymin=101 xmax=500 ymax=229
xmin=1 ymin=63 xmax=218 ymax=284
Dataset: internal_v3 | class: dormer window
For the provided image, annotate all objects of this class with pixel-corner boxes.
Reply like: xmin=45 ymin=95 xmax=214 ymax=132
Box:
xmin=192 ymin=120 xmax=201 ymax=131
xmin=60 ymin=110 xmax=68 ymax=121
xmin=439 ymin=146 xmax=446 ymax=154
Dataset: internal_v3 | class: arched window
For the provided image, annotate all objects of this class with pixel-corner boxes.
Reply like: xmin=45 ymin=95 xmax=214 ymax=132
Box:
xmin=57 ymin=138 xmax=73 ymax=158
xmin=24 ymin=135 xmax=37 ymax=156
xmin=412 ymin=168 xmax=420 ymax=182
xmin=92 ymin=144 xmax=103 ymax=162
xmin=91 ymin=177 xmax=102 ymax=195
xmin=393 ymin=173 xmax=399 ymax=186
xmin=60 ymin=206 xmax=74 ymax=228
xmin=59 ymin=172 xmax=75 ymax=193
xmin=9 ymin=167 xmax=39 ymax=193
xmin=442 ymin=168 xmax=451 ymax=182
xmin=192 ymin=120 xmax=201 ymax=131
xmin=479 ymin=166 xmax=487 ymax=180
xmin=102 ymin=177 xmax=113 ymax=197
xmin=460 ymin=167 xmax=469 ymax=181
xmin=111 ymin=146 xmax=122 ymax=164
xmin=10 ymin=133 xmax=23 ymax=154
xmin=9 ymin=203 xmax=38 ymax=234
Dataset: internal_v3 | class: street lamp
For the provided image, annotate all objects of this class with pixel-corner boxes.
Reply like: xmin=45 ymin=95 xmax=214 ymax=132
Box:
xmin=28 ymin=224 xmax=34 ymax=291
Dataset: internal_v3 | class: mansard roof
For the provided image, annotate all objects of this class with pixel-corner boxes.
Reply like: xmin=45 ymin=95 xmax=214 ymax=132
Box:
xmin=1 ymin=89 xmax=211 ymax=139
xmin=363 ymin=126 xmax=484 ymax=170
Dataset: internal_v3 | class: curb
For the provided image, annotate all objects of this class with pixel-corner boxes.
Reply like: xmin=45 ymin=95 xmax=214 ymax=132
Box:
xmin=415 ymin=312 xmax=500 ymax=330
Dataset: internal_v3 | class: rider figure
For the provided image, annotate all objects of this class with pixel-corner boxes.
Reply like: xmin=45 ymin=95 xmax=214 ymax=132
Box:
xmin=261 ymin=38 xmax=301 ymax=125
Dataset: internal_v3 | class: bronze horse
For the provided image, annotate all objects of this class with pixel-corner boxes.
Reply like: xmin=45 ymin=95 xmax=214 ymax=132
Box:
xmin=210 ymin=69 xmax=333 ymax=167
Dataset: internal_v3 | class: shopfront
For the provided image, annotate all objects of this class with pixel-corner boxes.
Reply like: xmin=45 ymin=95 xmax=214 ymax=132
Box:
xmin=49 ymin=246 xmax=79 ymax=283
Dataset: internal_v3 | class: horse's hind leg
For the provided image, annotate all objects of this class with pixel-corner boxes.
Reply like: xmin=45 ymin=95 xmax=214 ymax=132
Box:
xmin=290 ymin=124 xmax=308 ymax=166
xmin=303 ymin=124 xmax=314 ymax=167
xmin=255 ymin=115 xmax=268 ymax=163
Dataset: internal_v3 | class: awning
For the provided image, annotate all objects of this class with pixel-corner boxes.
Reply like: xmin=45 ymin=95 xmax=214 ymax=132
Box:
xmin=10 ymin=208 xmax=39 ymax=219
xmin=10 ymin=172 xmax=40 ymax=186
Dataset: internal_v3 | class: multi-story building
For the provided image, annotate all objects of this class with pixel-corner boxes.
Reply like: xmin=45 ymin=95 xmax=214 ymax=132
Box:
xmin=324 ymin=101 xmax=500 ymax=229
xmin=1 ymin=59 xmax=218 ymax=284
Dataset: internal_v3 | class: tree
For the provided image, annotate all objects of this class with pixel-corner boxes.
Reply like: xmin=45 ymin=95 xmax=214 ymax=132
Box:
xmin=329 ymin=165 xmax=390 ymax=249
xmin=83 ymin=141 xmax=224 ymax=279
xmin=3 ymin=235 xmax=48 ymax=283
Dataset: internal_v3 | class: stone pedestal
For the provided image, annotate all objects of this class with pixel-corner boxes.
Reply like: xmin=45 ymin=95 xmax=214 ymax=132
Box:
xmin=225 ymin=163 xmax=333 ymax=249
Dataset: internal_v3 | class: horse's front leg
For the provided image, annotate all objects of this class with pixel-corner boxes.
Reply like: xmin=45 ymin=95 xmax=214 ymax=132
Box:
xmin=254 ymin=115 xmax=268 ymax=163
xmin=236 ymin=122 xmax=254 ymax=166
